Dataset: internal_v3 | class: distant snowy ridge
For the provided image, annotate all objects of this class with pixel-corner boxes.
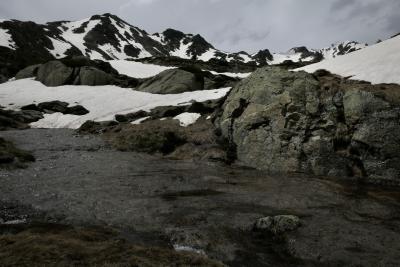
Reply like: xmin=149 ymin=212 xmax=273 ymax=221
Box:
xmin=0 ymin=13 xmax=367 ymax=67
xmin=296 ymin=35 xmax=400 ymax=85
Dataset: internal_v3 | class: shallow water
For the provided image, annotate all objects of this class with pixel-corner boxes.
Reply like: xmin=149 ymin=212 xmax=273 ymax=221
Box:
xmin=1 ymin=129 xmax=400 ymax=266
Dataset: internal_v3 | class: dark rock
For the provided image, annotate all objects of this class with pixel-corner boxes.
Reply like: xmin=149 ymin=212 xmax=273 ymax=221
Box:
xmin=252 ymin=49 xmax=273 ymax=65
xmin=65 ymin=105 xmax=89 ymax=115
xmin=12 ymin=110 xmax=44 ymax=123
xmin=149 ymin=105 xmax=187 ymax=118
xmin=186 ymin=101 xmax=217 ymax=114
xmin=115 ymin=110 xmax=149 ymax=123
xmin=0 ymin=108 xmax=42 ymax=130
xmin=20 ymin=104 xmax=40 ymax=111
xmin=37 ymin=101 xmax=69 ymax=113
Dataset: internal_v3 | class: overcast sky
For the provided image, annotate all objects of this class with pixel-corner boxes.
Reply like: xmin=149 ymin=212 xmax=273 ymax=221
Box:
xmin=0 ymin=0 xmax=399 ymax=53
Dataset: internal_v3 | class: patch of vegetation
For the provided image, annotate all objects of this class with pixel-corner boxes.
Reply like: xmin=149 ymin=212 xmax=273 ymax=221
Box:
xmin=0 ymin=223 xmax=223 ymax=267
xmin=0 ymin=137 xmax=35 ymax=168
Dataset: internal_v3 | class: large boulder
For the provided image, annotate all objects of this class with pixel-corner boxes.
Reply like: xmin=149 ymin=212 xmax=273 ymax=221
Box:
xmin=15 ymin=64 xmax=41 ymax=80
xmin=37 ymin=61 xmax=73 ymax=87
xmin=76 ymin=66 xmax=113 ymax=86
xmin=136 ymin=69 xmax=204 ymax=94
xmin=218 ymin=67 xmax=400 ymax=184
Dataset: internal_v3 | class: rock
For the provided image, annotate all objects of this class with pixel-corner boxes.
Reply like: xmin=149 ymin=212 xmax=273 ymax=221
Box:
xmin=137 ymin=69 xmax=204 ymax=94
xmin=185 ymin=100 xmax=219 ymax=114
xmin=217 ymin=67 xmax=400 ymax=184
xmin=78 ymin=120 xmax=119 ymax=134
xmin=0 ymin=74 xmax=8 ymax=84
xmin=12 ymin=110 xmax=43 ymax=123
xmin=109 ymin=120 xmax=186 ymax=154
xmin=20 ymin=104 xmax=40 ymax=111
xmin=77 ymin=66 xmax=113 ymax=86
xmin=149 ymin=105 xmax=187 ymax=118
xmin=254 ymin=215 xmax=301 ymax=235
xmin=37 ymin=101 xmax=69 ymax=113
xmin=106 ymin=118 xmax=226 ymax=161
xmin=37 ymin=61 xmax=74 ymax=87
xmin=15 ymin=64 xmax=41 ymax=80
xmin=0 ymin=108 xmax=41 ymax=130
xmin=115 ymin=110 xmax=149 ymax=123
xmin=65 ymin=105 xmax=89 ymax=116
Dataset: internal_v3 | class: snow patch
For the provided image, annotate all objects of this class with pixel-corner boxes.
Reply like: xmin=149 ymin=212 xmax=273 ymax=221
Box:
xmin=47 ymin=37 xmax=72 ymax=58
xmin=173 ymin=244 xmax=206 ymax=255
xmin=296 ymin=35 xmax=400 ymax=85
xmin=61 ymin=18 xmax=100 ymax=57
xmin=198 ymin=48 xmax=216 ymax=61
xmin=131 ymin=116 xmax=150 ymax=125
xmin=0 ymin=79 xmax=230 ymax=129
xmin=173 ymin=112 xmax=201 ymax=127
xmin=209 ymin=71 xmax=251 ymax=79
xmin=170 ymin=40 xmax=192 ymax=59
xmin=0 ymin=28 xmax=16 ymax=49
xmin=109 ymin=60 xmax=175 ymax=78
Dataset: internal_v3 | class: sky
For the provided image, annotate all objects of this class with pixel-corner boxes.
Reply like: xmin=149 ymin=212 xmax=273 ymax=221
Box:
xmin=0 ymin=0 xmax=399 ymax=53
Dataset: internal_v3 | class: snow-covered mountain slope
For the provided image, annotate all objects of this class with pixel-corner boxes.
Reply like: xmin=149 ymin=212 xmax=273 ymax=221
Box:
xmin=0 ymin=78 xmax=231 ymax=128
xmin=0 ymin=13 xmax=367 ymax=70
xmin=319 ymin=41 xmax=367 ymax=60
xmin=296 ymin=35 xmax=400 ymax=85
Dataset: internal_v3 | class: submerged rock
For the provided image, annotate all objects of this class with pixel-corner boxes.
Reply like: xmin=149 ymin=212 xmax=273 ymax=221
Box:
xmin=254 ymin=215 xmax=301 ymax=235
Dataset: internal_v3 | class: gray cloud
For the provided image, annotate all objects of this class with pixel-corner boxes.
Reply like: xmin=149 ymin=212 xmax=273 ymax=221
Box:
xmin=0 ymin=0 xmax=399 ymax=52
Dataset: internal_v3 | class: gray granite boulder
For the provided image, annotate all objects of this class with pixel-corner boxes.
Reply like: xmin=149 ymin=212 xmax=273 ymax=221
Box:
xmin=217 ymin=67 xmax=400 ymax=184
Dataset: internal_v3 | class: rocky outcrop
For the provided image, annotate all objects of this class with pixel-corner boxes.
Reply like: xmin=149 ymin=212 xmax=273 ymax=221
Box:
xmin=217 ymin=67 xmax=400 ymax=184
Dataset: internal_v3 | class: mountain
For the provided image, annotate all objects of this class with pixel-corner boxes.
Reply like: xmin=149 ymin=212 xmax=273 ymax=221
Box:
xmin=0 ymin=13 xmax=367 ymax=79
xmin=296 ymin=35 xmax=400 ymax=84
xmin=318 ymin=41 xmax=367 ymax=60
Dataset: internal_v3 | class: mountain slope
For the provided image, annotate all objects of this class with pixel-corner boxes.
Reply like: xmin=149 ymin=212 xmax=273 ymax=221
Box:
xmin=0 ymin=13 xmax=368 ymax=79
xmin=296 ymin=35 xmax=400 ymax=84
